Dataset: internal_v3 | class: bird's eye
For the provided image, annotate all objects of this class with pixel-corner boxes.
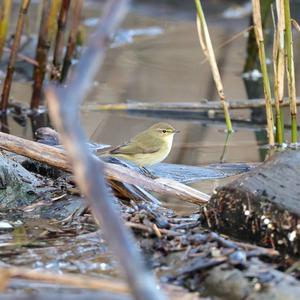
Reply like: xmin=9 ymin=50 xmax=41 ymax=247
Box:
xmin=162 ymin=130 xmax=166 ymax=133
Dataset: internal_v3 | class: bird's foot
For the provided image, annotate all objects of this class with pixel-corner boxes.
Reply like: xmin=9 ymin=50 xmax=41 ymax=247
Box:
xmin=140 ymin=167 xmax=157 ymax=179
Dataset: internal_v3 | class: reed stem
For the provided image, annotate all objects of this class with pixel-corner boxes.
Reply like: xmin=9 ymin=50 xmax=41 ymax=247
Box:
xmin=52 ymin=0 xmax=71 ymax=81
xmin=284 ymin=0 xmax=297 ymax=143
xmin=31 ymin=0 xmax=61 ymax=110
xmin=47 ymin=0 xmax=61 ymax=42
xmin=194 ymin=0 xmax=233 ymax=133
xmin=61 ymin=0 xmax=83 ymax=82
xmin=0 ymin=0 xmax=12 ymax=62
xmin=273 ymin=0 xmax=285 ymax=144
xmin=0 ymin=0 xmax=31 ymax=112
xmin=252 ymin=0 xmax=275 ymax=145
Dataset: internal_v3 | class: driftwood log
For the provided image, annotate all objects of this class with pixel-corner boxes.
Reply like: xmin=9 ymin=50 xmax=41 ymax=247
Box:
xmin=203 ymin=149 xmax=300 ymax=256
xmin=0 ymin=131 xmax=209 ymax=205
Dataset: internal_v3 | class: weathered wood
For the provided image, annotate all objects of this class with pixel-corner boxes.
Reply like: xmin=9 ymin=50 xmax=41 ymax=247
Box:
xmin=203 ymin=149 xmax=300 ymax=255
xmin=0 ymin=131 xmax=209 ymax=204
xmin=35 ymin=127 xmax=253 ymax=183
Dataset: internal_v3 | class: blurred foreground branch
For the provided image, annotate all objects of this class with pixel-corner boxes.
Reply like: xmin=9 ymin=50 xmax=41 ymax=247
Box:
xmin=45 ymin=0 xmax=166 ymax=299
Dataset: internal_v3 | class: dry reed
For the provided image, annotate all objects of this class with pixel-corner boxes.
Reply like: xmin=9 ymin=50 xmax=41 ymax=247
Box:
xmin=194 ymin=0 xmax=233 ymax=133
xmin=252 ymin=0 xmax=275 ymax=145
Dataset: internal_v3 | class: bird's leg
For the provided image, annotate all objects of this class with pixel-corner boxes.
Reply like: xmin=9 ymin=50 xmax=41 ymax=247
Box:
xmin=140 ymin=166 xmax=157 ymax=179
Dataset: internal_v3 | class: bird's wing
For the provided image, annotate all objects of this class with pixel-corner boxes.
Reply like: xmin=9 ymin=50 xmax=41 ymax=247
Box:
xmin=109 ymin=141 xmax=160 ymax=155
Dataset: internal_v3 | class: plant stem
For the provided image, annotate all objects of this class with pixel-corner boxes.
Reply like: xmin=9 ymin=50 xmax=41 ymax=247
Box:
xmin=284 ymin=0 xmax=297 ymax=143
xmin=61 ymin=0 xmax=83 ymax=82
xmin=273 ymin=0 xmax=285 ymax=144
xmin=252 ymin=0 xmax=275 ymax=145
xmin=52 ymin=0 xmax=71 ymax=81
xmin=194 ymin=0 xmax=233 ymax=133
xmin=47 ymin=0 xmax=61 ymax=42
xmin=0 ymin=0 xmax=31 ymax=112
xmin=0 ymin=0 xmax=12 ymax=62
xmin=31 ymin=0 xmax=50 ymax=110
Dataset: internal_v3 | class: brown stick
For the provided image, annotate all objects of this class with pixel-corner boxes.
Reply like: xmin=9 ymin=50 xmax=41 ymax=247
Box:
xmin=0 ymin=0 xmax=31 ymax=112
xmin=51 ymin=0 xmax=71 ymax=80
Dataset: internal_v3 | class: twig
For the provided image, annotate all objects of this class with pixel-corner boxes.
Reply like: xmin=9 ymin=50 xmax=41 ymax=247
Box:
xmin=45 ymin=0 xmax=167 ymax=299
xmin=200 ymin=26 xmax=254 ymax=65
xmin=0 ymin=0 xmax=31 ymax=112
xmin=292 ymin=18 xmax=300 ymax=32
xmin=3 ymin=46 xmax=38 ymax=66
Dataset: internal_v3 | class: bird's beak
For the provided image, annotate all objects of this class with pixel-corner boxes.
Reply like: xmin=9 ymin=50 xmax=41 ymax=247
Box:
xmin=174 ymin=130 xmax=180 ymax=134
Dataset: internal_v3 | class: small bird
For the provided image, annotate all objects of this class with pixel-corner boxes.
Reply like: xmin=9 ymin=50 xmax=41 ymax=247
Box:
xmin=99 ymin=122 xmax=179 ymax=167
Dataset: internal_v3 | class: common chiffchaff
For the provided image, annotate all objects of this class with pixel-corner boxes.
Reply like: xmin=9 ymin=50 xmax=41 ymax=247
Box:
xmin=100 ymin=122 xmax=179 ymax=166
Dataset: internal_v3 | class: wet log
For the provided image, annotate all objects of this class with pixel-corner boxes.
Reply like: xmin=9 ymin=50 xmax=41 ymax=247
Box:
xmin=203 ymin=149 xmax=300 ymax=256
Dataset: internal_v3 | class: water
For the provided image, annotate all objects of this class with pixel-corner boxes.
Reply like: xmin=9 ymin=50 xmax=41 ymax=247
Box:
xmin=83 ymin=0 xmax=271 ymax=166
xmin=1 ymin=0 xmax=300 ymax=282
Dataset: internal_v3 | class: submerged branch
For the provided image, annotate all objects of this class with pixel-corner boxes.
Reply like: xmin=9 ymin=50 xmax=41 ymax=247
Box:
xmin=84 ymin=97 xmax=300 ymax=112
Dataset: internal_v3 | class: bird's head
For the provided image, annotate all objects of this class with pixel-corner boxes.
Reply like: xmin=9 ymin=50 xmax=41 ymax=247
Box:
xmin=148 ymin=122 xmax=180 ymax=138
